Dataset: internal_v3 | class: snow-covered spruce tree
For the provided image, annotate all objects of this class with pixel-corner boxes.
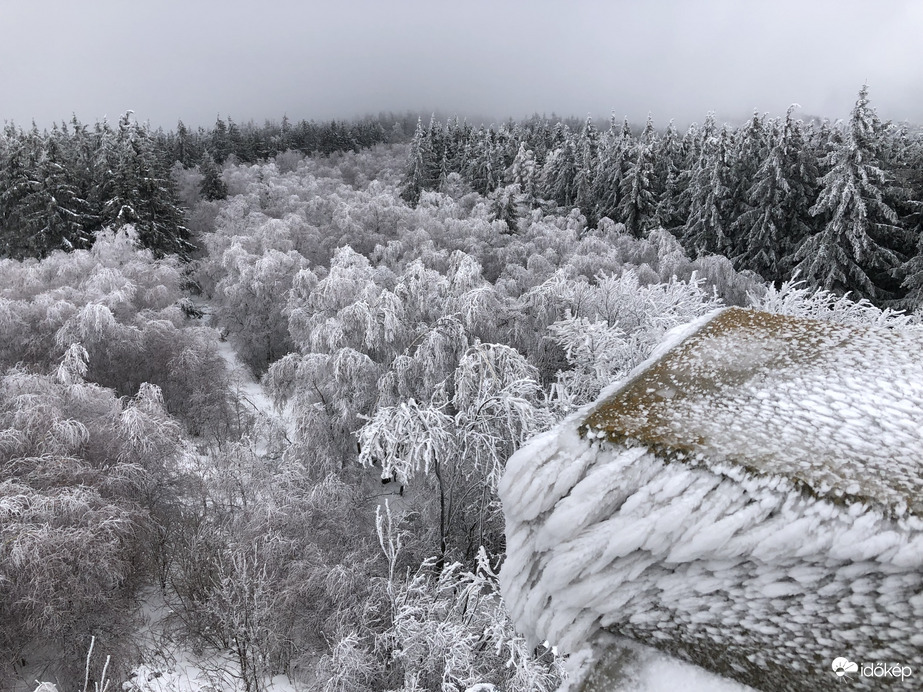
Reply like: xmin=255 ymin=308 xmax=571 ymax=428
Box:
xmin=726 ymin=110 xmax=769 ymax=255
xmin=573 ymin=116 xmax=598 ymax=222
xmin=616 ymin=133 xmax=657 ymax=237
xmin=652 ymin=119 xmax=679 ymax=188
xmin=100 ymin=113 xmax=191 ymax=257
xmin=401 ymin=118 xmax=433 ymax=207
xmin=794 ymin=85 xmax=905 ymax=300
xmin=593 ymin=115 xmax=631 ymax=223
xmin=199 ymin=149 xmax=228 ymax=201
xmin=488 ymin=183 xmax=527 ymax=234
xmin=15 ymin=125 xmax=95 ymax=255
xmin=900 ymin=230 xmax=923 ymax=309
xmin=888 ymin=124 xmax=923 ymax=308
xmin=734 ymin=109 xmax=817 ymax=283
xmin=657 ymin=119 xmax=702 ymax=234
xmin=681 ymin=122 xmax=733 ymax=257
xmin=651 ymin=120 xmax=686 ymax=232
xmin=0 ymin=124 xmax=41 ymax=257
xmin=507 ymin=141 xmax=539 ymax=208
xmin=540 ymin=129 xmax=578 ymax=209
xmin=467 ymin=126 xmax=500 ymax=197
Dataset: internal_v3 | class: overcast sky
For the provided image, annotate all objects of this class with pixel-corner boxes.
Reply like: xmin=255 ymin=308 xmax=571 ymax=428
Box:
xmin=2 ymin=0 xmax=922 ymax=130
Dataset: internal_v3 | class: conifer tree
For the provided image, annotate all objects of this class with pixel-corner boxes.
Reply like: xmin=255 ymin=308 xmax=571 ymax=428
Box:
xmin=489 ymin=183 xmax=526 ymax=234
xmin=101 ymin=113 xmax=190 ymax=256
xmin=173 ymin=120 xmax=197 ymax=167
xmin=894 ymin=128 xmax=923 ymax=306
xmin=735 ymin=107 xmax=817 ymax=282
xmin=210 ymin=115 xmax=231 ymax=163
xmin=727 ymin=111 xmax=769 ymax=255
xmin=540 ymin=126 xmax=577 ymax=208
xmin=681 ymin=125 xmax=732 ymax=257
xmin=652 ymin=120 xmax=684 ymax=231
xmin=617 ymin=133 xmax=657 ymax=237
xmin=18 ymin=126 xmax=93 ymax=253
xmin=573 ymin=116 xmax=598 ymax=220
xmin=508 ymin=141 xmax=538 ymax=207
xmin=733 ymin=121 xmax=787 ymax=281
xmin=0 ymin=124 xmax=33 ymax=255
xmin=401 ymin=118 xmax=431 ymax=206
xmin=199 ymin=150 xmax=227 ymax=201
xmin=795 ymin=86 xmax=904 ymax=298
xmin=467 ymin=127 xmax=498 ymax=196
xmin=640 ymin=114 xmax=656 ymax=145
xmin=593 ymin=114 xmax=629 ymax=221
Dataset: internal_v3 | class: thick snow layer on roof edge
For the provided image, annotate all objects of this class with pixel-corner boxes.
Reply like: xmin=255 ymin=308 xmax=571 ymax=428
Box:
xmin=500 ymin=430 xmax=923 ymax=690
xmin=499 ymin=308 xmax=923 ymax=691
xmin=585 ymin=307 xmax=923 ymax=518
xmin=591 ymin=307 xmax=726 ymax=405
xmin=495 ymin=311 xmax=725 ymax=524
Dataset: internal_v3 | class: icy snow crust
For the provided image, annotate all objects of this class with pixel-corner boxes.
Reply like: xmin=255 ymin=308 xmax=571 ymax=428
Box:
xmin=585 ymin=307 xmax=923 ymax=518
xmin=499 ymin=308 xmax=923 ymax=691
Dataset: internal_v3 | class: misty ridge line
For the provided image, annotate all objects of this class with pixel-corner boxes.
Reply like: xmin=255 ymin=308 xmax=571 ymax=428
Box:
xmin=2 ymin=83 xmax=921 ymax=309
xmin=6 ymin=79 xmax=907 ymax=145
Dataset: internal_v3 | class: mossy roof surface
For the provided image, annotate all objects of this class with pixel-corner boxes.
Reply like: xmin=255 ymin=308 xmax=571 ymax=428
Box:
xmin=580 ymin=307 xmax=923 ymax=517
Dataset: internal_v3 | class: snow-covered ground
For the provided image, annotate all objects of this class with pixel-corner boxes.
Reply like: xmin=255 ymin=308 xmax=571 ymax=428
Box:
xmin=556 ymin=639 xmax=756 ymax=692
xmin=108 ymin=585 xmax=300 ymax=692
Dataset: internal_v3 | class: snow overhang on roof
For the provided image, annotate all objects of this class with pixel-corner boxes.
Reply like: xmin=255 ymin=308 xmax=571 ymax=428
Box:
xmin=499 ymin=307 xmax=923 ymax=692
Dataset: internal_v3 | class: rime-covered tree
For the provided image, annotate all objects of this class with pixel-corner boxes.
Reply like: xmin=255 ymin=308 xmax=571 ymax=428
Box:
xmin=734 ymin=107 xmax=817 ymax=282
xmin=18 ymin=127 xmax=93 ymax=253
xmin=199 ymin=150 xmax=227 ymax=201
xmin=795 ymin=86 xmax=904 ymax=299
xmin=100 ymin=113 xmax=190 ymax=256
xmin=573 ymin=116 xmax=598 ymax=220
xmin=541 ymin=129 xmax=577 ymax=208
xmin=0 ymin=124 xmax=37 ymax=256
xmin=681 ymin=124 xmax=733 ymax=257
xmin=727 ymin=111 xmax=769 ymax=241
xmin=593 ymin=115 xmax=631 ymax=221
xmin=732 ymin=121 xmax=788 ymax=281
xmin=507 ymin=141 xmax=539 ymax=207
xmin=616 ymin=135 xmax=657 ymax=237
xmin=651 ymin=120 xmax=684 ymax=231
xmin=467 ymin=126 xmax=499 ymax=196
xmin=400 ymin=118 xmax=431 ymax=206
xmin=489 ymin=183 xmax=527 ymax=234
xmin=210 ymin=115 xmax=231 ymax=163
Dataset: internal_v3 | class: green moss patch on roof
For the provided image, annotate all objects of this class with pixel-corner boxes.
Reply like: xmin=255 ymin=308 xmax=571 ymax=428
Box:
xmin=580 ymin=307 xmax=923 ymax=517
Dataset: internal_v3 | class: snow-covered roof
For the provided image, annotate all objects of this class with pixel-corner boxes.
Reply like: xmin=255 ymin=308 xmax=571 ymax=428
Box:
xmin=582 ymin=306 xmax=923 ymax=519
xmin=499 ymin=307 xmax=923 ymax=691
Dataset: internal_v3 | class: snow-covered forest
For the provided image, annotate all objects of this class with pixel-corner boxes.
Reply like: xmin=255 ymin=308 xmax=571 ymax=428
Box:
xmin=1 ymin=88 xmax=920 ymax=691
xmin=6 ymin=87 xmax=923 ymax=307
